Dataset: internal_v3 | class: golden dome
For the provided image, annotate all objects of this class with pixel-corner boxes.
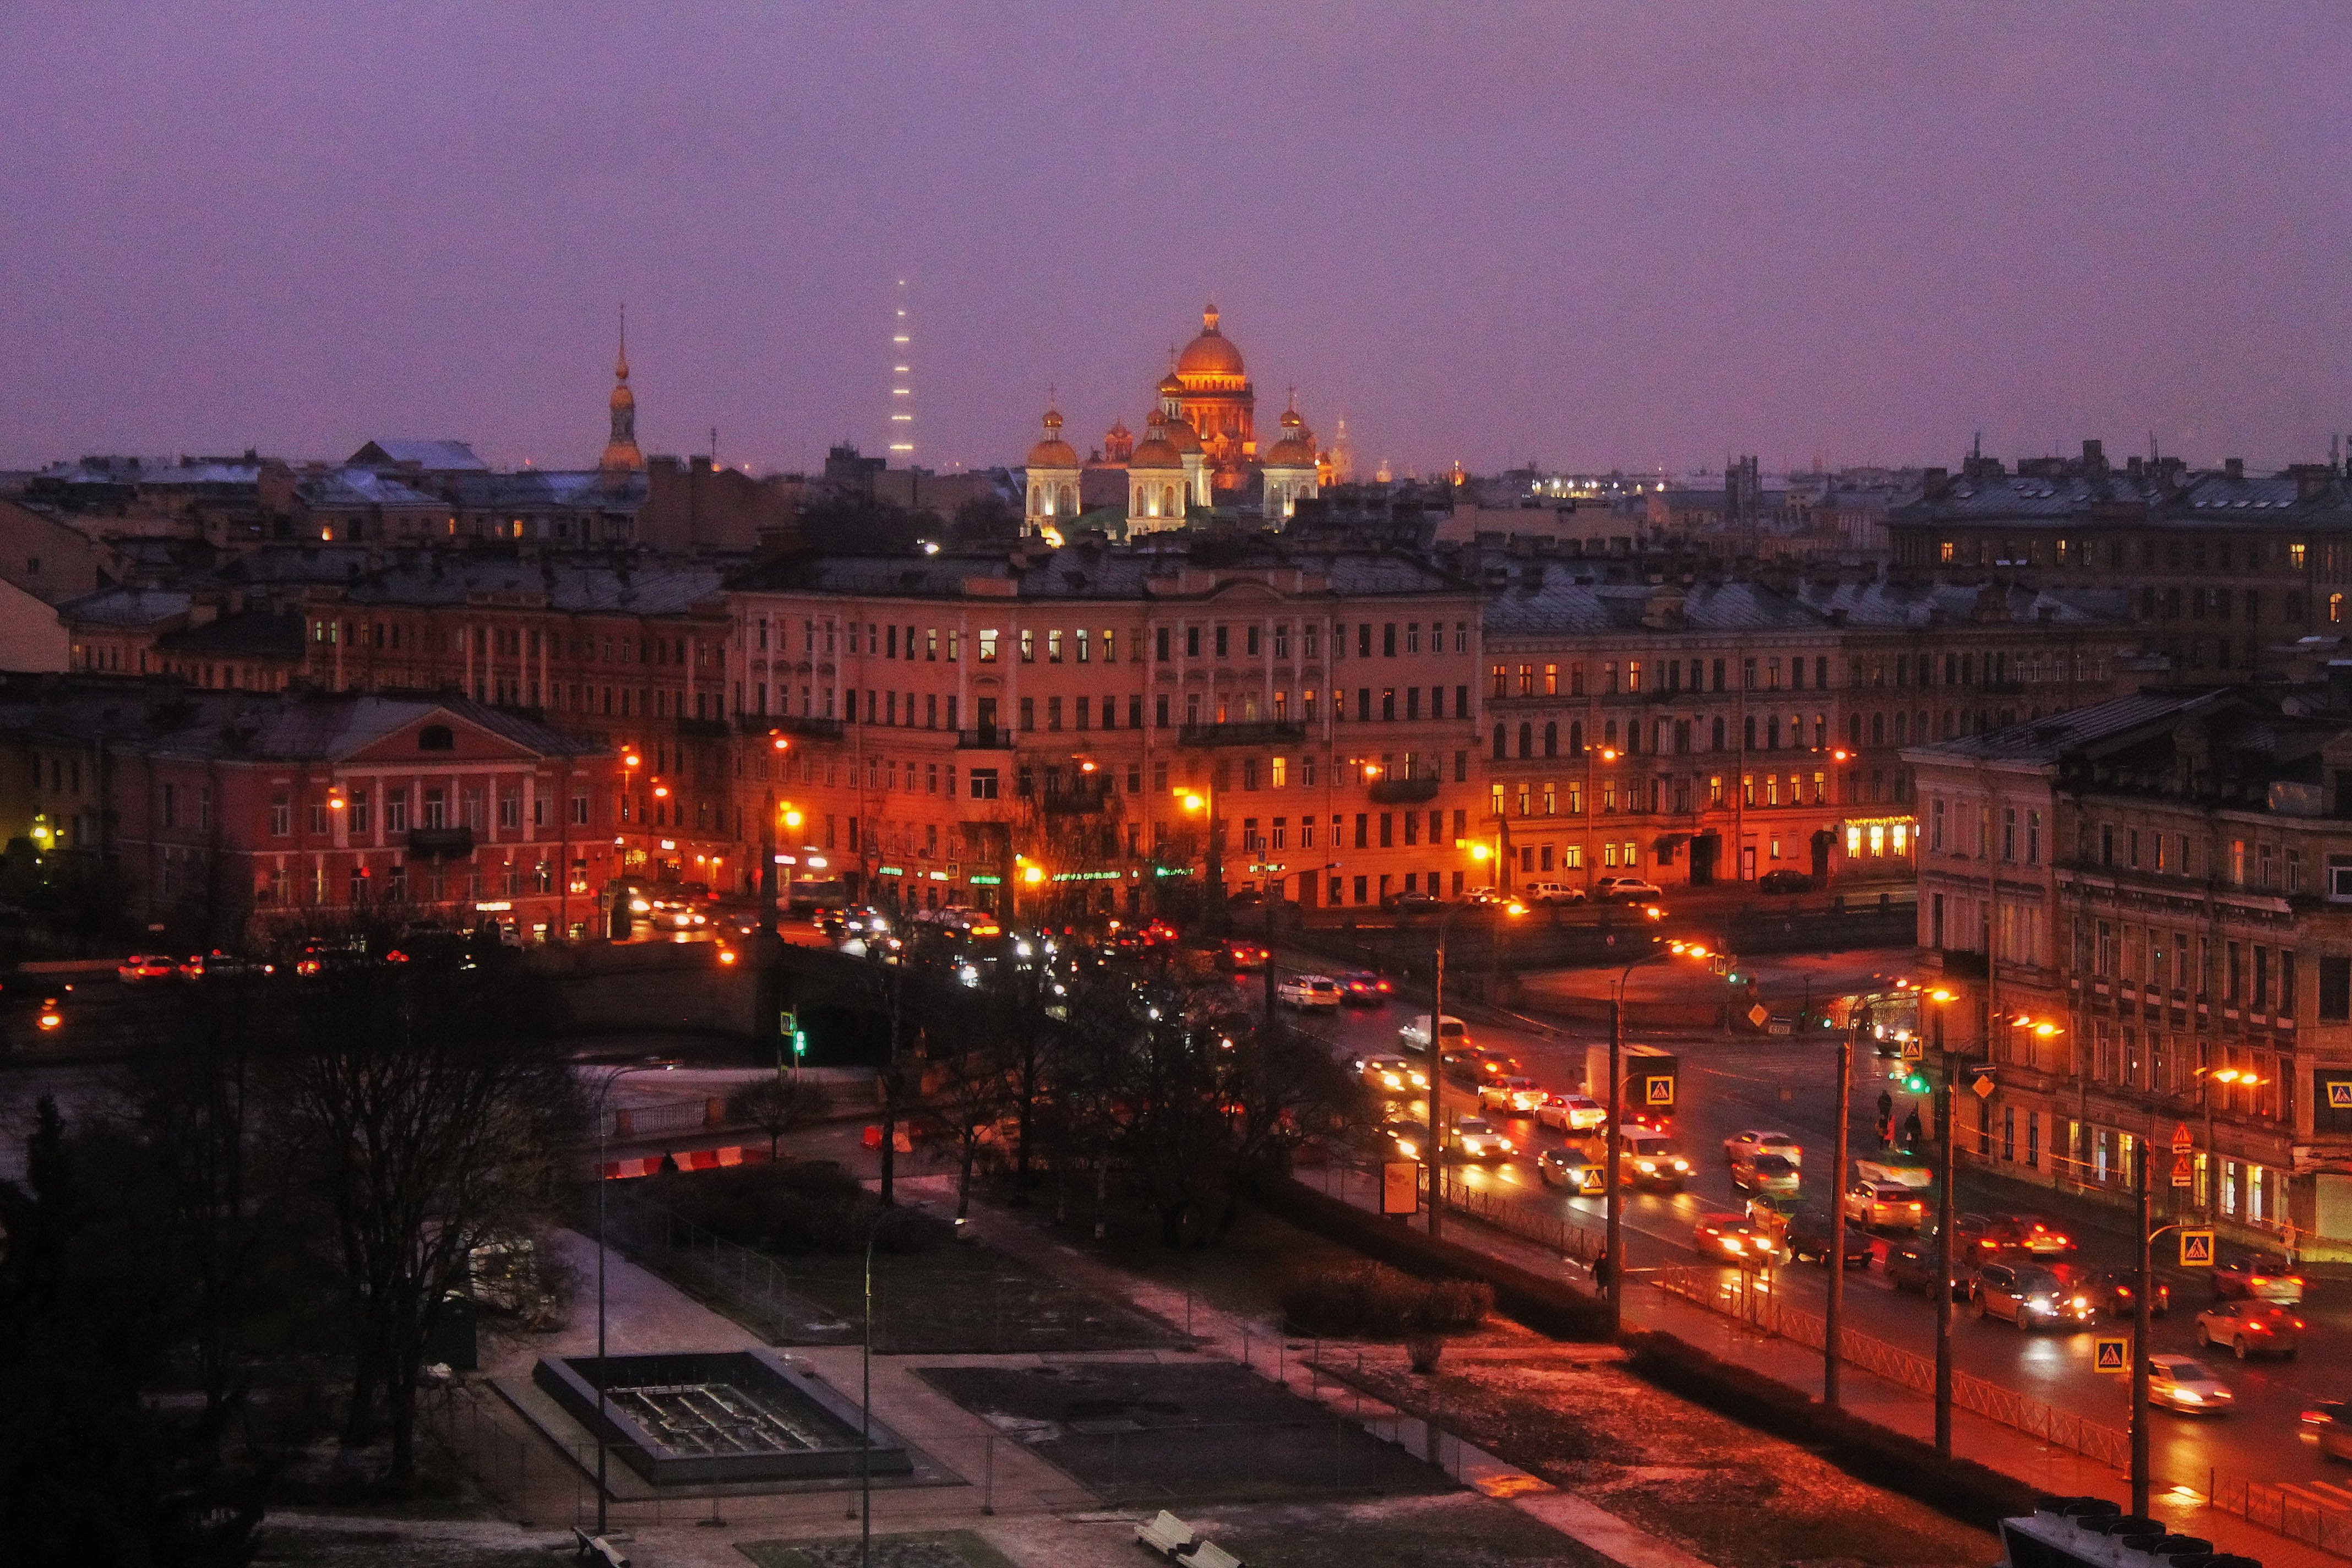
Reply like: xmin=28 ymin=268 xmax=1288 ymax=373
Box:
xmin=1157 ymin=371 xmax=1185 ymax=397
xmin=1163 ymin=413 xmax=1204 ymax=456
xmin=1174 ymin=302 xmax=1245 ymax=378
xmin=1026 ymin=407 xmax=1080 ymax=469
xmin=1265 ymin=435 xmax=1316 ymax=468
xmin=1129 ymin=418 xmax=1184 ymax=470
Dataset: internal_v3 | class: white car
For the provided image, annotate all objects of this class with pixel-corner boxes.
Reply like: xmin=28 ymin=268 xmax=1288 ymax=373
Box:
xmin=1594 ymin=875 xmax=1663 ymax=902
xmin=1522 ymin=881 xmax=1586 ymax=906
xmin=1354 ymin=1054 xmax=1428 ymax=1095
xmin=1277 ymin=974 xmax=1343 ymax=1010
xmin=1397 ymin=1013 xmax=1469 ymax=1054
xmin=1478 ymin=1076 xmax=1545 ymax=1113
xmin=2146 ymin=1354 xmax=2233 ymax=1414
xmin=1447 ymin=1116 xmax=1513 ymax=1161
xmin=1536 ymin=1092 xmax=1608 ymax=1132
xmin=1723 ymin=1129 xmax=1803 ymax=1168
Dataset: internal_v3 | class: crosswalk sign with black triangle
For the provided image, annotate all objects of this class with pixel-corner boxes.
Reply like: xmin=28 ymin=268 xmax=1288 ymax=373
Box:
xmin=2180 ymin=1229 xmax=2215 ymax=1267
xmin=2093 ymin=1337 xmax=2128 ymax=1373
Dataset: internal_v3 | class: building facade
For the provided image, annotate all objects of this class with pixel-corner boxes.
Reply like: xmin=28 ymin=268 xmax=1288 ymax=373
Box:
xmin=1909 ymin=688 xmax=2352 ymax=1258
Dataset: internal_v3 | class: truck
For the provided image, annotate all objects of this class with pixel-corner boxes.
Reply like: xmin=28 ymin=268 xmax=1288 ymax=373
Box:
xmin=1584 ymin=1043 xmax=1679 ymax=1126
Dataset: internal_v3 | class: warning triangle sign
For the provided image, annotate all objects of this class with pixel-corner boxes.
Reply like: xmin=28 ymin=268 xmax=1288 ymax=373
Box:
xmin=2172 ymin=1122 xmax=2194 ymax=1153
xmin=2093 ymin=1337 xmax=2128 ymax=1373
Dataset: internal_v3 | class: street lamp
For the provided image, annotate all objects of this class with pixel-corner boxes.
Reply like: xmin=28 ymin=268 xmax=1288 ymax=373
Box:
xmin=589 ymin=1061 xmax=672 ymax=1537
xmin=1174 ymin=783 xmax=1224 ymax=929
xmin=2197 ymin=1065 xmax=2263 ymax=1221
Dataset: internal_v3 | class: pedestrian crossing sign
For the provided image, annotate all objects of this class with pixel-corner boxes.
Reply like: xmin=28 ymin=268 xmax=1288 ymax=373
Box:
xmin=1645 ymin=1075 xmax=1675 ymax=1107
xmin=2180 ymin=1229 xmax=2215 ymax=1267
xmin=2093 ymin=1337 xmax=2128 ymax=1373
xmin=1902 ymin=1038 xmax=1924 ymax=1062
xmin=2331 ymin=1082 xmax=2352 ymax=1110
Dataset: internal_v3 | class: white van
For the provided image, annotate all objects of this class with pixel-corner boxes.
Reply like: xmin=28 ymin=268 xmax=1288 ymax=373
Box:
xmin=1397 ymin=1013 xmax=1469 ymax=1054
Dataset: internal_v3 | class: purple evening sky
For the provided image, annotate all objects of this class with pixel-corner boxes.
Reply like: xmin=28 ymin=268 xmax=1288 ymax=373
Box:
xmin=2 ymin=3 xmax=2348 ymax=480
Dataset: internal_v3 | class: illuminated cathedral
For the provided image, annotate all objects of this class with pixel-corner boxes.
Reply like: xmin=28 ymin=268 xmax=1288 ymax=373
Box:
xmin=1022 ymin=304 xmax=1325 ymax=539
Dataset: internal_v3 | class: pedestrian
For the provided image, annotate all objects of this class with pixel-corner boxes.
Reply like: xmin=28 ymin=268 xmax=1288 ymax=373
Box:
xmin=1902 ymin=1105 xmax=1924 ymax=1150
xmin=1876 ymin=1089 xmax=1893 ymax=1125
xmin=1590 ymin=1253 xmax=1613 ymax=1291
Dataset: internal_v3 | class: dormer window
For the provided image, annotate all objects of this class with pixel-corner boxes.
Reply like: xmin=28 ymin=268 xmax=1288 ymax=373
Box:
xmin=419 ymin=725 xmax=455 ymax=751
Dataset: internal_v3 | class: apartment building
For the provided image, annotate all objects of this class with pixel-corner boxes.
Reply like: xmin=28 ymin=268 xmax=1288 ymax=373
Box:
xmin=1909 ymin=688 xmax=2352 ymax=1258
xmin=721 ymin=541 xmax=1485 ymax=912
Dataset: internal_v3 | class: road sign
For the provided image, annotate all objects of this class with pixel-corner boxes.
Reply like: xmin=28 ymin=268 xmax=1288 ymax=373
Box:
xmin=2171 ymin=1152 xmax=2195 ymax=1188
xmin=2331 ymin=1082 xmax=2352 ymax=1111
xmin=1902 ymin=1038 xmax=1925 ymax=1062
xmin=1645 ymin=1074 xmax=1676 ymax=1108
xmin=1381 ymin=1161 xmax=1420 ymax=1216
xmin=2092 ymin=1336 xmax=2129 ymax=1374
xmin=2180 ymin=1228 xmax=2215 ymax=1267
xmin=1747 ymin=1003 xmax=1770 ymax=1028
xmin=1973 ymin=1075 xmax=1995 ymax=1101
xmin=2171 ymin=1122 xmax=2195 ymax=1153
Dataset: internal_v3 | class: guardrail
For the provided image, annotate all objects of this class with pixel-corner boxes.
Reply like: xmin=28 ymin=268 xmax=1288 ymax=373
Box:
xmin=1429 ymin=1170 xmax=1604 ymax=1263
xmin=1649 ymin=1264 xmax=2131 ymax=1471
xmin=2208 ymin=1470 xmax=2352 ymax=1558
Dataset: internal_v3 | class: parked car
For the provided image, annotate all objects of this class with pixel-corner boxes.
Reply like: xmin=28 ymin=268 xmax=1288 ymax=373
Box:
xmin=1747 ymin=1195 xmax=1871 ymax=1267
xmin=1723 ymin=1129 xmax=1803 ymax=1168
xmin=2078 ymin=1270 xmax=2170 ymax=1320
xmin=1974 ymin=1262 xmax=2094 ymax=1329
xmin=1593 ymin=875 xmax=1664 ymax=902
xmin=1694 ymin=1212 xmax=1773 ymax=1268
xmin=2195 ymin=1300 xmax=2304 ymax=1359
xmin=1337 ymin=970 xmax=1393 ymax=1005
xmin=1537 ymin=1147 xmax=1605 ymax=1194
xmin=1384 ymin=891 xmax=1442 ymax=913
xmin=1354 ymin=1054 xmax=1428 ymax=1096
xmin=116 ymin=954 xmax=175 ymax=982
xmin=1447 ymin=1116 xmax=1513 ymax=1162
xmin=1522 ymin=881 xmax=1586 ymax=906
xmin=2146 ymin=1355 xmax=2233 ymax=1414
xmin=2213 ymin=1251 xmax=2304 ymax=1303
xmin=1886 ymin=1240 xmax=1976 ymax=1300
xmin=1535 ymin=1092 xmax=1608 ymax=1132
xmin=1731 ymin=1151 xmax=1800 ymax=1197
xmin=1220 ymin=940 xmax=1270 ymax=972
xmin=1276 ymin=973 xmax=1342 ymax=1010
xmin=2302 ymin=1400 xmax=2352 ymax=1460
xmin=1478 ymin=1075 xmax=1545 ymax=1114
xmin=1397 ymin=1013 xmax=1469 ymax=1055
xmin=1843 ymin=1179 xmax=1925 ymax=1231
xmin=1756 ymin=869 xmax=1814 ymax=895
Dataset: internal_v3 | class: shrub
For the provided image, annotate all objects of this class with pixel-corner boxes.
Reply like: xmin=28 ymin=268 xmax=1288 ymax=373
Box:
xmin=639 ymin=1162 xmax=943 ymax=1257
xmin=1279 ymin=1261 xmax=1489 ymax=1339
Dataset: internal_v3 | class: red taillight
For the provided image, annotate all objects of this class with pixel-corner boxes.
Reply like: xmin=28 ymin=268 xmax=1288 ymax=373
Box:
xmin=2296 ymin=1319 xmax=2308 ymax=1329
xmin=2291 ymin=1276 xmax=2307 ymax=1287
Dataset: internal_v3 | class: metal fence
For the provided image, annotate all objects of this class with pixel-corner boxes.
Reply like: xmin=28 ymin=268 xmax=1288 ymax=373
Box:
xmin=597 ymin=1185 xmax=857 ymax=1344
xmin=1649 ymin=1264 xmax=2131 ymax=1471
xmin=2207 ymin=1469 xmax=2352 ymax=1558
xmin=1429 ymin=1170 xmax=1605 ymax=1264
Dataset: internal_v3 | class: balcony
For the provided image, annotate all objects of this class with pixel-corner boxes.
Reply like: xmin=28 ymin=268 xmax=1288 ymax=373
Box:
xmin=1178 ymin=721 xmax=1306 ymax=749
xmin=675 ymin=715 xmax=729 ymax=739
xmin=1041 ymin=782 xmax=1115 ymax=815
xmin=1368 ymin=776 xmax=1440 ymax=805
xmin=739 ymin=713 xmax=844 ymax=741
xmin=957 ymin=727 xmax=1016 ymax=750
xmin=406 ymin=825 xmax=474 ymax=859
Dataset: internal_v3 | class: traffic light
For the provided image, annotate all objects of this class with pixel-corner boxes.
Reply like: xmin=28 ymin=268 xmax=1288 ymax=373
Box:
xmin=1902 ymin=1068 xmax=1931 ymax=1095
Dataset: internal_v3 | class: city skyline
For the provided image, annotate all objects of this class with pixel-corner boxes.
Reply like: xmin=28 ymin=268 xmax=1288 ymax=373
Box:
xmin=3 ymin=4 xmax=2349 ymax=478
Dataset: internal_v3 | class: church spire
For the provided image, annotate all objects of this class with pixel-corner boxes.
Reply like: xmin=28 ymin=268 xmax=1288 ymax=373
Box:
xmin=600 ymin=303 xmax=645 ymax=479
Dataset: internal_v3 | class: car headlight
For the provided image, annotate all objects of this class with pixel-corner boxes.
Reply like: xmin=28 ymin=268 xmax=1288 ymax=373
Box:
xmin=2072 ymin=1297 xmax=2088 ymax=1310
xmin=2176 ymin=1390 xmax=2203 ymax=1403
xmin=1674 ymin=1160 xmax=1690 ymax=1172
xmin=1636 ymin=1160 xmax=1656 ymax=1173
xmin=1724 ymin=1238 xmax=1744 ymax=1251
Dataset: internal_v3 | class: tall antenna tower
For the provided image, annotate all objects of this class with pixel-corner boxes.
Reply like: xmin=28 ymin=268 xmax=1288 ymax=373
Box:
xmin=886 ymin=279 xmax=915 ymax=463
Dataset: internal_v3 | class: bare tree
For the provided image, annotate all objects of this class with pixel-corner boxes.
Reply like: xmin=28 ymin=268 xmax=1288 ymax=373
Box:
xmin=726 ymin=1073 xmax=830 ymax=1162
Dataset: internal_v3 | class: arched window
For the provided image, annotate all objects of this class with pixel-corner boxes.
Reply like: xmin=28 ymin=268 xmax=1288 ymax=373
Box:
xmin=1570 ymin=721 xmax=1584 ymax=755
xmin=1517 ymin=721 xmax=1533 ymax=759
xmin=1893 ymin=712 xmax=1907 ymax=744
xmin=1543 ymin=721 xmax=1558 ymax=758
xmin=1871 ymin=712 xmax=1886 ymax=745
xmin=1491 ymin=723 xmax=1507 ymax=760
xmin=1711 ymin=716 xmax=1725 ymax=750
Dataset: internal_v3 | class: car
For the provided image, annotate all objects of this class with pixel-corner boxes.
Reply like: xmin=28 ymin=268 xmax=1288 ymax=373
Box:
xmin=1694 ymin=1212 xmax=1772 ymax=1268
xmin=1615 ymin=1127 xmax=1690 ymax=1191
xmin=1277 ymin=973 xmax=1342 ymax=1010
xmin=2213 ymin=1251 xmax=2304 ymax=1303
xmin=1221 ymin=940 xmax=1270 ymax=972
xmin=1731 ymin=1151 xmax=1800 ymax=1196
xmin=2078 ymin=1270 xmax=2171 ymax=1320
xmin=1535 ymin=1092 xmax=1608 ymax=1132
xmin=1723 ymin=1129 xmax=1803 ymax=1168
xmin=1354 ymin=1054 xmax=1429 ymax=1096
xmin=1748 ymin=1196 xmax=1872 ymax=1267
xmin=1397 ymin=1013 xmax=1469 ymax=1055
xmin=1337 ymin=970 xmax=1393 ymax=1005
xmin=1537 ymin=1147 xmax=1605 ymax=1194
xmin=1993 ymin=1213 xmax=2075 ymax=1256
xmin=1225 ymin=888 xmax=1267 ymax=910
xmin=1886 ymin=1240 xmax=1977 ymax=1300
xmin=2302 ymin=1400 xmax=2352 ymax=1460
xmin=2195 ymin=1300 xmax=2304 ymax=1359
xmin=1974 ymin=1262 xmax=2094 ymax=1329
xmin=1373 ymin=1121 xmax=1428 ymax=1163
xmin=1521 ymin=881 xmax=1586 ymax=906
xmin=1447 ymin=1116 xmax=1513 ymax=1161
xmin=176 ymin=949 xmax=260 ymax=979
xmin=1593 ymin=875 xmax=1664 ymax=902
xmin=1384 ymin=891 xmax=1442 ymax=913
xmin=1855 ymin=1156 xmax=1932 ymax=1190
xmin=1756 ymin=869 xmax=1815 ymax=895
xmin=1442 ymin=1046 xmax=1516 ymax=1084
xmin=2146 ymin=1355 xmax=2233 ymax=1415
xmin=116 ymin=954 xmax=175 ymax=981
xmin=1479 ymin=1076 xmax=1545 ymax=1114
xmin=1843 ymin=1179 xmax=1926 ymax=1232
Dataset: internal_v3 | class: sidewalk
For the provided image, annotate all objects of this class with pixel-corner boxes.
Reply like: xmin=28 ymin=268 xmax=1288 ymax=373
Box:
xmin=1302 ymin=1161 xmax=2342 ymax=1568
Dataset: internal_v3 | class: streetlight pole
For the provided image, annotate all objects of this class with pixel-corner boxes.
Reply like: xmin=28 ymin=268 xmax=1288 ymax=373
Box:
xmin=2132 ymin=1139 xmax=2153 ymax=1520
xmin=1606 ymin=988 xmax=1623 ymax=1331
xmin=1425 ymin=908 xmax=1452 ymax=1241
xmin=860 ymin=1213 xmax=879 ymax=1565
xmin=590 ymin=1062 xmax=666 ymax=1537
xmin=1826 ymin=1022 xmax=1853 ymax=1407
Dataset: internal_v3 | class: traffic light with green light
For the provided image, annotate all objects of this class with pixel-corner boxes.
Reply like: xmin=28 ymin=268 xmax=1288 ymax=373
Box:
xmin=1902 ymin=1068 xmax=1931 ymax=1095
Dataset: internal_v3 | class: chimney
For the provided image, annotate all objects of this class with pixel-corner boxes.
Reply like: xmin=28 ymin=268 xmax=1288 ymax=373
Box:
xmin=2290 ymin=463 xmax=2333 ymax=502
xmin=2226 ymin=458 xmax=2245 ymax=480
xmin=1920 ymin=466 xmax=1951 ymax=498
xmin=2081 ymin=439 xmax=2108 ymax=477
